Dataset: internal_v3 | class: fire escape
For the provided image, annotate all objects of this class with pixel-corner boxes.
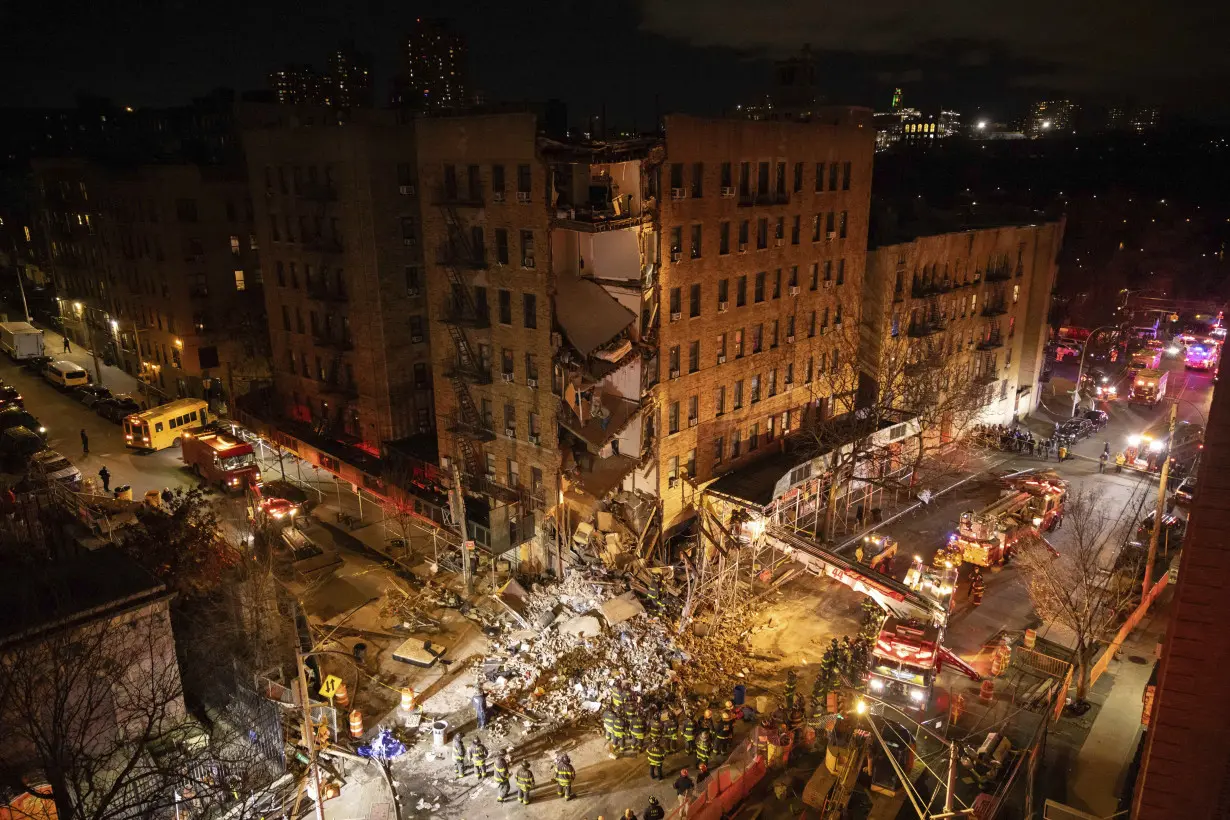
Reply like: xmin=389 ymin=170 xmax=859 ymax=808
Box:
xmin=436 ymin=200 xmax=493 ymax=480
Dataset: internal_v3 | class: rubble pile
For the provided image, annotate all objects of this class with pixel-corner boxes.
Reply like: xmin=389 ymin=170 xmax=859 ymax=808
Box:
xmin=477 ymin=568 xmax=759 ymax=738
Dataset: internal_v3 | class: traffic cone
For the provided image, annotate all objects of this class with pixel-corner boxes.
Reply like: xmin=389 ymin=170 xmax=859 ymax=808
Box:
xmin=349 ymin=709 xmax=364 ymax=738
xmin=401 ymin=687 xmax=417 ymax=711
xmin=334 ymin=680 xmax=350 ymax=708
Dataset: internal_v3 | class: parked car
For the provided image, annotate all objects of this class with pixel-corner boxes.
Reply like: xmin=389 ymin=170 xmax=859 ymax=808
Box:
xmin=1173 ymin=475 xmax=1196 ymax=505
xmin=27 ymin=449 xmax=82 ymax=488
xmin=1083 ymin=409 xmax=1109 ymax=430
xmin=0 ymin=426 xmax=45 ymax=468
xmin=20 ymin=354 xmax=53 ymax=373
xmin=0 ymin=407 xmax=46 ymax=440
xmin=1057 ymin=418 xmax=1093 ymax=444
xmin=96 ymin=395 xmax=142 ymax=423
xmin=0 ymin=385 xmax=23 ymax=410
xmin=73 ymin=385 xmax=112 ymax=407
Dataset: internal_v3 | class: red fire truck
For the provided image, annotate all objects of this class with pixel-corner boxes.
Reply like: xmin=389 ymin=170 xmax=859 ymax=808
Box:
xmin=950 ymin=474 xmax=1067 ymax=566
xmin=767 ymin=526 xmax=980 ymax=711
xmin=181 ymin=429 xmax=261 ymax=492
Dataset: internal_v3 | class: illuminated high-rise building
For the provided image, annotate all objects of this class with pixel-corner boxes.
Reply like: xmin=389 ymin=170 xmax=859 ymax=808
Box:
xmin=1027 ymin=100 xmax=1078 ymax=138
xmin=269 ymin=64 xmax=328 ymax=106
xmin=891 ymin=88 xmax=903 ymax=111
xmin=326 ymin=43 xmax=373 ymax=109
xmin=400 ymin=18 xmax=469 ymax=111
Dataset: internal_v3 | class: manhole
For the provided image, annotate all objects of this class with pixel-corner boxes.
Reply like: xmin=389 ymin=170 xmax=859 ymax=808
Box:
xmin=1128 ymin=655 xmax=1148 ymax=664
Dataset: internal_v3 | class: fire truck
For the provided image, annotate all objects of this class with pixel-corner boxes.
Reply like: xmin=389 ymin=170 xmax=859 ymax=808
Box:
xmin=766 ymin=526 xmax=980 ymax=711
xmin=181 ymin=429 xmax=261 ymax=492
xmin=950 ymin=474 xmax=1067 ymax=567
xmin=1129 ymin=368 xmax=1168 ymax=405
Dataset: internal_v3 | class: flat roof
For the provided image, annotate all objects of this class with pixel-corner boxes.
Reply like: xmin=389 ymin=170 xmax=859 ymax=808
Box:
xmin=707 ymin=445 xmax=811 ymax=509
xmin=135 ymin=397 xmax=206 ymax=420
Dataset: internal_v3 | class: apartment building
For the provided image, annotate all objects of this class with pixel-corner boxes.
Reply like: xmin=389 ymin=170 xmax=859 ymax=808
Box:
xmin=34 ymin=159 xmax=265 ymax=401
xmin=655 ymin=112 xmax=876 ymax=530
xmin=861 ymin=220 xmax=1065 ymax=428
xmin=241 ymin=106 xmax=434 ymax=468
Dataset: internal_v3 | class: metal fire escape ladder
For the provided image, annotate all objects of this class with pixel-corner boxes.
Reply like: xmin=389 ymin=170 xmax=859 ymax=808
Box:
xmin=438 ymin=202 xmax=487 ymax=478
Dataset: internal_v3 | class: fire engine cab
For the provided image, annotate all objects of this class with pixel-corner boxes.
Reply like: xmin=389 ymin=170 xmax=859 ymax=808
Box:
xmin=951 ymin=474 xmax=1067 ymax=566
xmin=182 ymin=429 xmax=261 ymax=492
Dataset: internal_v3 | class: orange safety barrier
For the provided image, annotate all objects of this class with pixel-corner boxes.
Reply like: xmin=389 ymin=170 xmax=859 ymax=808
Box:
xmin=349 ymin=709 xmax=364 ymax=738
xmin=401 ymin=687 xmax=417 ymax=711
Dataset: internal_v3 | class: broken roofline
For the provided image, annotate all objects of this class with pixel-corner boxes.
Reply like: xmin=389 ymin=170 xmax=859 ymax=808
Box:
xmin=538 ymin=136 xmax=662 ymax=164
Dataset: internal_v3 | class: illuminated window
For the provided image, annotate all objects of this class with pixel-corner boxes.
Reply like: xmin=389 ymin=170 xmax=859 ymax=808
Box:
xmin=234 ymin=270 xmax=246 ymax=291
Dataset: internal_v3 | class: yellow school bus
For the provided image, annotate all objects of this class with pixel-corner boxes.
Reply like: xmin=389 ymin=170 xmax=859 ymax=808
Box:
xmin=123 ymin=398 xmax=210 ymax=451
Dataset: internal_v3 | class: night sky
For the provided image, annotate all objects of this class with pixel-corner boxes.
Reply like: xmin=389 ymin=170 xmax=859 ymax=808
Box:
xmin=2 ymin=0 xmax=1226 ymax=125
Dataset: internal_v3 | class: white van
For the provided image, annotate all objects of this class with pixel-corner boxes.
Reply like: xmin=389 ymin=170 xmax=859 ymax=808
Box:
xmin=44 ymin=360 xmax=90 ymax=389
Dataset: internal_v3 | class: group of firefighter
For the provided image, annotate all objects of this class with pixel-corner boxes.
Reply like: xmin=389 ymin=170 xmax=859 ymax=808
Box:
xmin=931 ymin=545 xmax=987 ymax=606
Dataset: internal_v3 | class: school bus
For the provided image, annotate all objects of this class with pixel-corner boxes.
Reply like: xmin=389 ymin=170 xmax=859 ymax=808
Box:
xmin=123 ymin=398 xmax=210 ymax=451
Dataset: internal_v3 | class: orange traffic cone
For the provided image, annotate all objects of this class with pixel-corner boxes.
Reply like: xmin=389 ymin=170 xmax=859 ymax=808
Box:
xmin=349 ymin=709 xmax=364 ymax=738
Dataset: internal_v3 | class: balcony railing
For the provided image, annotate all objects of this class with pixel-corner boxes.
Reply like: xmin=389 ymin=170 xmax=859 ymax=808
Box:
xmin=981 ymin=302 xmax=1008 ymax=317
xmin=985 ymin=265 xmax=1012 ymax=282
xmin=976 ymin=333 xmax=1004 ymax=350
xmin=313 ymin=334 xmax=354 ymax=352
xmin=440 ymin=298 xmax=490 ymax=328
xmin=907 ymin=320 xmax=943 ymax=338
xmin=444 ymin=362 xmax=493 ymax=384
xmin=436 ymin=246 xmax=488 ymax=270
xmin=447 ymin=413 xmax=496 ymax=442
xmin=298 ymin=182 xmax=337 ymax=202
xmin=308 ymin=285 xmax=349 ymax=303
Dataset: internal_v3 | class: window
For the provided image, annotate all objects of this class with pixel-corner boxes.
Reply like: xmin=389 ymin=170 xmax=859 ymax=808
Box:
xmin=669 ymin=345 xmax=680 ymax=375
xmin=668 ymin=455 xmax=679 ymax=487
xmin=718 ymin=279 xmax=729 ymax=306
xmin=686 ymin=448 xmax=696 ymax=477
xmin=812 ymin=214 xmax=821 ymax=242
xmin=295 ymin=308 xmax=303 ymax=333
xmin=733 ymin=328 xmax=744 ymax=358
xmin=719 ymin=221 xmax=730 ymax=255
xmin=689 ymin=283 xmax=701 ymax=318
xmin=716 ymin=332 xmax=727 ymax=362
xmin=504 ymin=402 xmax=516 ymax=432
xmin=517 ymin=164 xmax=531 ymax=194
xmin=749 ymin=423 xmax=759 ymax=450
xmin=668 ymin=401 xmax=680 ymax=434
xmin=808 ymin=263 xmax=817 ymax=290
xmin=837 ymin=259 xmax=846 ymax=284
xmin=791 ymin=216 xmax=800 ymax=245
xmin=498 ymin=289 xmax=512 ymax=324
xmin=474 ymin=286 xmax=489 ymax=322
xmin=467 ymin=165 xmax=482 ymax=202
xmin=839 ymin=211 xmax=848 ymax=239
xmin=835 ymin=302 xmax=843 ymax=325
xmin=519 ymin=293 xmax=536 ymax=328
xmin=690 ymin=224 xmax=702 ymax=259
xmin=281 ymin=305 xmax=291 ymax=331
xmin=757 ymin=217 xmax=768 ymax=250
xmin=824 ymin=260 xmax=833 ymax=282
xmin=786 ymin=363 xmax=794 ymax=384
xmin=751 ymin=374 xmax=761 ymax=403
xmin=492 ymin=164 xmax=505 ymax=194
xmin=734 ymin=379 xmax=744 ymax=409
xmin=786 ymin=315 xmax=795 ymax=339
xmin=737 ymin=275 xmax=747 ymax=307
xmin=739 ymin=220 xmax=749 ymax=248
xmin=770 ymin=320 xmax=779 ymax=348
xmin=807 ymin=356 xmax=815 ymax=383
xmin=401 ymin=216 xmax=417 ymax=244
xmin=688 ymin=395 xmax=698 ymax=424
xmin=769 ymin=369 xmax=778 ymax=396
xmin=508 ymin=459 xmax=520 ymax=487
xmin=842 ymin=161 xmax=852 ymax=191
xmin=670 ymin=287 xmax=682 ymax=317
xmin=793 ymin=162 xmax=804 ymax=192
xmin=414 ymin=362 xmax=429 ymax=388
xmin=715 ymin=436 xmax=725 ymax=465
xmin=754 ymin=271 xmax=765 ymax=303
xmin=525 ymin=353 xmax=539 ymax=382
xmin=1013 ymin=283 xmax=1020 ymax=304
xmin=269 ymin=214 xmax=280 ymax=242
xmin=230 ymin=235 xmax=240 ymax=254
xmin=176 ymin=199 xmax=198 ymax=222
xmin=809 ymin=310 xmax=816 ymax=337
xmin=443 ymin=164 xmax=458 ymax=199
xmin=691 ymin=162 xmax=704 ymax=198
xmin=405 ymin=265 xmax=421 ymax=294
xmin=775 ymin=216 xmax=784 ymax=242
xmin=502 ymin=348 xmax=515 ymax=376
xmin=716 ymin=386 xmax=726 ymax=415
xmin=670 ymin=226 xmax=682 ymax=257
xmin=670 ymin=163 xmax=684 ymax=191
xmin=767 ymin=416 xmax=776 ymax=442
xmin=233 ymin=270 xmax=246 ymax=291
xmin=757 ymin=162 xmax=770 ymax=195
xmin=829 ymin=163 xmax=840 ymax=190
xmin=825 ymin=211 xmax=835 ymax=235
xmin=409 ymin=315 xmax=425 ymax=339
xmin=752 ymin=324 xmax=763 ymax=354
xmin=520 ymin=230 xmax=535 ymax=267
xmin=721 ymin=162 xmax=733 ymax=190
xmin=775 ymin=162 xmax=786 ymax=195
xmin=739 ymin=162 xmax=751 ymax=196
xmin=732 ymin=429 xmax=742 ymax=458
xmin=688 ymin=340 xmax=700 ymax=373
xmin=495 ymin=228 xmax=509 ymax=264
xmin=773 ymin=269 xmax=782 ymax=299
xmin=831 ymin=348 xmax=840 ymax=373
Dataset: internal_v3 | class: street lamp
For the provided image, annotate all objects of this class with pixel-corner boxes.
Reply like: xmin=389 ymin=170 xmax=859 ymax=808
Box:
xmin=1071 ymin=324 xmax=1119 ymax=418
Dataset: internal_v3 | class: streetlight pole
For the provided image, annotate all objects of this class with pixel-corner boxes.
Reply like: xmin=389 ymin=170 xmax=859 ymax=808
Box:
xmin=1144 ymin=402 xmax=1179 ymax=596
xmin=1070 ymin=324 xmax=1118 ymax=418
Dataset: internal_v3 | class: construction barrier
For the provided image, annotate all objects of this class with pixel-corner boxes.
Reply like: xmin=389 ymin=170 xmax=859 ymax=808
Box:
xmin=349 ymin=710 xmax=363 ymax=738
xmin=667 ymin=735 xmax=766 ymax=820
xmin=1023 ymin=628 xmax=1037 ymax=649
xmin=334 ymin=681 xmax=350 ymax=708
xmin=1089 ymin=574 xmax=1169 ymax=687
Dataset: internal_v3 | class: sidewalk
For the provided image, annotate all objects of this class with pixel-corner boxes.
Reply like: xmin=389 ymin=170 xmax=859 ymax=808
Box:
xmin=1064 ymin=593 xmax=1169 ymax=816
xmin=36 ymin=324 xmax=146 ymax=399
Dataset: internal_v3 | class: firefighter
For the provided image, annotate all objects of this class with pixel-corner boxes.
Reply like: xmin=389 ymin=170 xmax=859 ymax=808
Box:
xmin=1115 ymin=451 xmax=1126 ymax=473
xmin=630 ymin=710 xmax=647 ymax=752
xmin=647 ymin=712 xmax=663 ymax=749
xmin=647 ymin=741 xmax=666 ymax=780
xmin=714 ymin=711 xmax=733 ymax=755
xmin=555 ymin=753 xmax=576 ymax=800
xmin=839 ymin=636 xmax=854 ymax=676
xmin=603 ymin=706 xmax=618 ymax=745
xmin=647 ymin=573 xmax=663 ymax=614
xmin=695 ymin=730 xmax=711 ymax=768
xmin=970 ymin=568 xmax=986 ymax=607
xmin=516 ymin=760 xmax=535 ymax=804
xmin=494 ymin=749 xmax=512 ymax=803
xmin=682 ymin=712 xmax=697 ymax=753
xmin=611 ymin=681 xmax=626 ymax=713
xmin=452 ymin=733 xmax=467 ymax=779
xmin=612 ymin=711 xmax=629 ymax=753
xmin=643 ymin=795 xmax=666 ymax=820
xmin=784 ymin=669 xmax=798 ymax=708
xmin=701 ymin=708 xmax=715 ymax=736
xmin=662 ymin=710 xmax=679 ymax=752
xmin=471 ymin=738 xmax=488 ymax=779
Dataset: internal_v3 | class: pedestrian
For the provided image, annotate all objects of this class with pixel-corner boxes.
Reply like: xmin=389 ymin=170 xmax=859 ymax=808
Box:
xmin=1099 ymin=453 xmax=1108 ymax=473
xmin=622 ymin=810 xmax=638 ymax=820
xmin=161 ymin=487 xmax=174 ymax=505
xmin=695 ymin=730 xmax=711 ymax=768
xmin=472 ymin=687 xmax=489 ymax=729
xmin=554 ymin=753 xmax=576 ymax=800
xmin=98 ymin=466 xmax=111 ymax=493
xmin=452 ymin=733 xmax=467 ymax=779
xmin=643 ymin=795 xmax=666 ymax=820
xmin=494 ymin=750 xmax=512 ymax=803
xmin=471 ymin=738 xmax=488 ymax=779
xmin=674 ymin=768 xmax=695 ymax=808
xmin=970 ymin=569 xmax=985 ymax=607
xmin=1054 ymin=511 xmax=1064 ymax=530
xmin=80 ymin=429 xmax=89 ymax=456
xmin=63 ymin=337 xmax=71 ymax=353
xmin=515 ymin=760 xmax=535 ymax=805
xmin=647 ymin=741 xmax=666 ymax=780
xmin=1115 ymin=452 xmax=1126 ymax=473
xmin=1104 ymin=442 xmax=1111 ymax=459
xmin=1058 ymin=444 xmax=1068 ymax=462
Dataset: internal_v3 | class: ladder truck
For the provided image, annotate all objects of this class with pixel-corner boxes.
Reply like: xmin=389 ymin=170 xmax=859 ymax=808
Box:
xmin=949 ymin=474 xmax=1067 ymax=567
xmin=765 ymin=525 xmax=981 ymax=712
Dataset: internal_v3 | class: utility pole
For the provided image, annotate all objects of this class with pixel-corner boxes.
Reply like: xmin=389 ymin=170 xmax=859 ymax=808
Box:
xmin=448 ymin=460 xmax=473 ymax=594
xmin=1144 ymin=401 xmax=1179 ymax=595
xmin=84 ymin=308 xmax=104 ymax=390
xmin=296 ymin=649 xmax=327 ymax=820
xmin=14 ymin=265 xmax=31 ymax=322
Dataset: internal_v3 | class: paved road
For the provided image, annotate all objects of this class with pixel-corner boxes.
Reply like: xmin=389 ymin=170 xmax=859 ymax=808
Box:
xmin=0 ymin=356 xmax=199 ymax=498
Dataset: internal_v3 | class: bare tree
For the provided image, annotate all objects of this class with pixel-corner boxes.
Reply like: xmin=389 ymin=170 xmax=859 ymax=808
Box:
xmin=1015 ymin=487 xmax=1142 ymax=702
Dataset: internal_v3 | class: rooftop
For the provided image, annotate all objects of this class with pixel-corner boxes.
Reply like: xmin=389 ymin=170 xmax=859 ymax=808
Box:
xmin=1 ymin=546 xmax=169 ymax=645
xmin=868 ymin=199 xmax=1063 ymax=248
